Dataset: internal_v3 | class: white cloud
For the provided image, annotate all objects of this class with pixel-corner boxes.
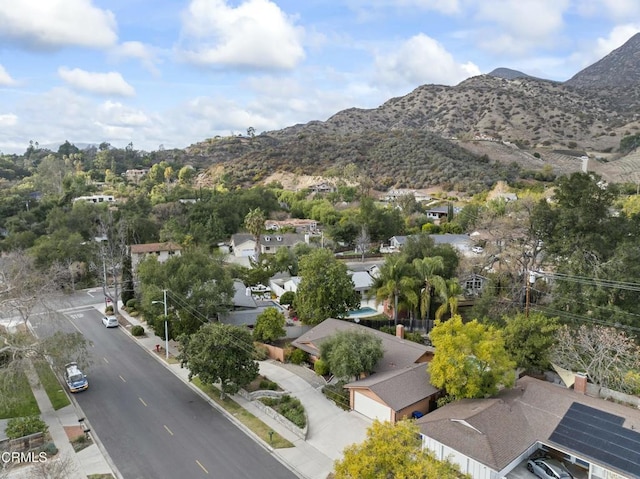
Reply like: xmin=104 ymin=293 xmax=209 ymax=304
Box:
xmin=576 ymin=0 xmax=640 ymax=20
xmin=594 ymin=25 xmax=640 ymax=58
xmin=179 ymin=0 xmax=305 ymax=69
xmin=98 ymin=101 xmax=150 ymax=126
xmin=473 ymin=0 xmax=570 ymax=54
xmin=58 ymin=68 xmax=135 ymax=97
xmin=0 ymin=113 xmax=17 ymax=126
xmin=0 ymin=0 xmax=117 ymax=50
xmin=0 ymin=64 xmax=16 ymax=86
xmin=374 ymin=34 xmax=480 ymax=88
xmin=111 ymin=41 xmax=161 ymax=76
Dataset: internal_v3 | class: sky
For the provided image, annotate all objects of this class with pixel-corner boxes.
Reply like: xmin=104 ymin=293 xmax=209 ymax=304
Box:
xmin=1 ymin=0 xmax=640 ymax=155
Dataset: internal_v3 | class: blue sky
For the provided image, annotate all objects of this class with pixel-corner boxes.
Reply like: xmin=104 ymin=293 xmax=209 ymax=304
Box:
xmin=1 ymin=0 xmax=639 ymax=154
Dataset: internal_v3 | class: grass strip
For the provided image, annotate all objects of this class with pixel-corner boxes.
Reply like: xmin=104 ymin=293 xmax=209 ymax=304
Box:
xmin=191 ymin=377 xmax=294 ymax=449
xmin=33 ymin=360 xmax=71 ymax=411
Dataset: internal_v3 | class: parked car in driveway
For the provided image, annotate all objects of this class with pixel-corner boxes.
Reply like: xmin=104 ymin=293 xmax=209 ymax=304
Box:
xmin=64 ymin=362 xmax=88 ymax=393
xmin=102 ymin=315 xmax=119 ymax=328
xmin=527 ymin=457 xmax=573 ymax=479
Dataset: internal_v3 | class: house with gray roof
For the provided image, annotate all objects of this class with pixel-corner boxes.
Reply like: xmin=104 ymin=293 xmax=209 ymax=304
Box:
xmin=417 ymin=375 xmax=640 ymax=479
xmin=292 ymin=319 xmax=439 ymax=422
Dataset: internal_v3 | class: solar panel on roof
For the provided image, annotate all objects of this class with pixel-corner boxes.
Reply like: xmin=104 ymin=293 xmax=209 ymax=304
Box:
xmin=549 ymin=402 xmax=640 ymax=478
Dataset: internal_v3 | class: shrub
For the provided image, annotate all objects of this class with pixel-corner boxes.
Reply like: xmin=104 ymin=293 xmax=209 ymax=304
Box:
xmin=129 ymin=311 xmax=140 ymax=317
xmin=5 ymin=416 xmax=48 ymax=439
xmin=259 ymin=379 xmax=278 ymax=390
xmin=126 ymin=299 xmax=138 ymax=310
xmin=105 ymin=305 xmax=114 ymax=314
xmin=253 ymin=343 xmax=269 ymax=361
xmin=314 ymin=358 xmax=330 ymax=376
xmin=404 ymin=331 xmax=425 ymax=344
xmin=260 ymin=395 xmax=306 ymax=428
xmin=279 ymin=291 xmax=295 ymax=306
xmin=289 ymin=348 xmax=308 ymax=365
xmin=39 ymin=442 xmax=58 ymax=456
xmin=131 ymin=325 xmax=145 ymax=336
xmin=322 ymin=381 xmax=350 ymax=410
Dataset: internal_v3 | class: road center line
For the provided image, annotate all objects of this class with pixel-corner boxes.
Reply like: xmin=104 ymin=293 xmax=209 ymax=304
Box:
xmin=163 ymin=425 xmax=173 ymax=436
xmin=119 ymin=375 xmax=126 ymax=383
xmin=195 ymin=460 xmax=209 ymax=474
xmin=139 ymin=397 xmax=147 ymax=407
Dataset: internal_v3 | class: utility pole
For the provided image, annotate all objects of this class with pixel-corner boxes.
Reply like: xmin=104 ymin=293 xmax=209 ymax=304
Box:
xmin=153 ymin=290 xmax=169 ymax=360
xmin=525 ymin=271 xmax=536 ymax=317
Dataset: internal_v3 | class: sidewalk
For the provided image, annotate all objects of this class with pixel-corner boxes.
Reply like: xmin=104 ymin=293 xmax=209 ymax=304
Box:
xmin=113 ymin=302 xmax=371 ymax=479
xmin=3 ymin=362 xmax=115 ymax=479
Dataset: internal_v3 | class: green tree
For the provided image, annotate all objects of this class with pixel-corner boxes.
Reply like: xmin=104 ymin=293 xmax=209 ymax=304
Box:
xmin=138 ymin=248 xmax=234 ymax=339
xmin=244 ymin=207 xmax=266 ymax=261
xmin=253 ymin=307 xmax=286 ymax=344
xmin=179 ymin=323 xmax=259 ymax=398
xmin=501 ymin=313 xmax=560 ymax=373
xmin=334 ymin=420 xmax=469 ymax=479
xmin=428 ymin=315 xmax=515 ymax=399
xmin=371 ymin=255 xmax=415 ymax=326
xmin=294 ymin=248 xmax=360 ymax=325
xmin=319 ymin=329 xmax=384 ymax=380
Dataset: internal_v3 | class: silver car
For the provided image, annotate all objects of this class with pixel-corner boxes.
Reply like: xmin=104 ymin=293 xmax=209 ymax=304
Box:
xmin=527 ymin=458 xmax=573 ymax=479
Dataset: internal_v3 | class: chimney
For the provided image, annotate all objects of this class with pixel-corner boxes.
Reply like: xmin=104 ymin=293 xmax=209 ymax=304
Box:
xmin=574 ymin=372 xmax=587 ymax=394
xmin=396 ymin=324 xmax=405 ymax=339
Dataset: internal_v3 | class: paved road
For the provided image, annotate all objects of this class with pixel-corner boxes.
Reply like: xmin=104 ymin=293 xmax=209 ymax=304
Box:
xmin=38 ymin=305 xmax=298 ymax=479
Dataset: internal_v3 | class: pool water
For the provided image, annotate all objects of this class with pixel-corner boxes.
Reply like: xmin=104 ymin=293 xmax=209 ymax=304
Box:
xmin=347 ymin=307 xmax=379 ymax=318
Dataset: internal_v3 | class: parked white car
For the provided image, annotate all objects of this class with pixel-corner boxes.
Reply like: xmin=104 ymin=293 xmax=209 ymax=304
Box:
xmin=472 ymin=246 xmax=484 ymax=254
xmin=527 ymin=457 xmax=573 ymax=479
xmin=102 ymin=315 xmax=119 ymax=328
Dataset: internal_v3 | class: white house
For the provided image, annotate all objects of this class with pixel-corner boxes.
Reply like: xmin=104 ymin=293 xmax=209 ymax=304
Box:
xmin=130 ymin=242 xmax=182 ymax=272
xmin=73 ymin=194 xmax=115 ymax=204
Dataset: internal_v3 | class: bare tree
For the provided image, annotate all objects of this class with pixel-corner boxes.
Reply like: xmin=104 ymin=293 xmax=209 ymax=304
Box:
xmin=354 ymin=226 xmax=370 ymax=262
xmin=28 ymin=453 xmax=79 ymax=479
xmin=550 ymin=324 xmax=640 ymax=392
xmin=97 ymin=211 xmax=130 ymax=314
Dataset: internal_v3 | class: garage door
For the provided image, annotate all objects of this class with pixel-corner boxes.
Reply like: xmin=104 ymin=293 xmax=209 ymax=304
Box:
xmin=353 ymin=392 xmax=392 ymax=421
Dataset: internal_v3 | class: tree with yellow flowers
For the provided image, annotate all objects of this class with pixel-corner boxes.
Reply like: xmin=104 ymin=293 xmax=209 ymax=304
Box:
xmin=428 ymin=315 xmax=515 ymax=399
xmin=334 ymin=419 xmax=469 ymax=479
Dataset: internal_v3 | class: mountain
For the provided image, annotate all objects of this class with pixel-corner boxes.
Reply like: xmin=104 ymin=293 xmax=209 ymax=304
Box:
xmin=565 ymin=33 xmax=640 ymax=89
xmin=487 ymin=68 xmax=535 ymax=80
xmin=187 ymin=35 xmax=640 ymax=190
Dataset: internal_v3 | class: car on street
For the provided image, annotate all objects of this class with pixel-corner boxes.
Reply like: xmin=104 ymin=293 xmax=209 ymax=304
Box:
xmin=64 ymin=362 xmax=88 ymax=393
xmin=527 ymin=457 xmax=573 ymax=479
xmin=102 ymin=315 xmax=119 ymax=328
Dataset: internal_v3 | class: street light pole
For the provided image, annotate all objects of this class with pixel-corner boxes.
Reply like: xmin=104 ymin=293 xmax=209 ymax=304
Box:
xmin=152 ymin=289 xmax=169 ymax=360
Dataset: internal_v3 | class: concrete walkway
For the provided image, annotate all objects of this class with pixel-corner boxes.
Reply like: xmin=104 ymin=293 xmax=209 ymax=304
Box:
xmin=4 ymin=362 xmax=114 ymax=479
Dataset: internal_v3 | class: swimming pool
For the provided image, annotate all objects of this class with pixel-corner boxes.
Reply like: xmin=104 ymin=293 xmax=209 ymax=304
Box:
xmin=347 ymin=307 xmax=379 ymax=318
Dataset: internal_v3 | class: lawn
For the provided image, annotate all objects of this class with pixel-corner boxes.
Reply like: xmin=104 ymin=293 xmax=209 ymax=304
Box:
xmin=33 ymin=360 xmax=71 ymax=410
xmin=0 ymin=370 xmax=40 ymax=419
xmin=191 ymin=377 xmax=294 ymax=449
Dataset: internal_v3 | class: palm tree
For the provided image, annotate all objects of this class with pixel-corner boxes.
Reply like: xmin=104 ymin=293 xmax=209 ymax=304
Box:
xmin=243 ymin=208 xmax=266 ymax=262
xmin=371 ymin=255 xmax=414 ymax=326
xmin=412 ymin=256 xmax=446 ymax=332
xmin=435 ymin=278 xmax=463 ymax=321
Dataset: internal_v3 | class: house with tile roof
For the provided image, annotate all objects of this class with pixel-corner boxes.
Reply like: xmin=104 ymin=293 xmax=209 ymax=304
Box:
xmin=292 ymin=319 xmax=439 ymax=422
xmin=417 ymin=375 xmax=640 ymax=479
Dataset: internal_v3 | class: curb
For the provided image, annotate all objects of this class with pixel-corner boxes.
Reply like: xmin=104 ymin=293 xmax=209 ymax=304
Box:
xmin=116 ymin=315 xmax=305 ymax=479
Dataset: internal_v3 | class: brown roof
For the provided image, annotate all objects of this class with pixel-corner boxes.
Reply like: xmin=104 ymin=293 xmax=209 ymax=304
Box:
xmin=416 ymin=376 xmax=640 ymax=474
xmin=291 ymin=318 xmax=434 ymax=373
xmin=130 ymin=242 xmax=182 ymax=254
xmin=345 ymin=363 xmax=440 ymax=411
